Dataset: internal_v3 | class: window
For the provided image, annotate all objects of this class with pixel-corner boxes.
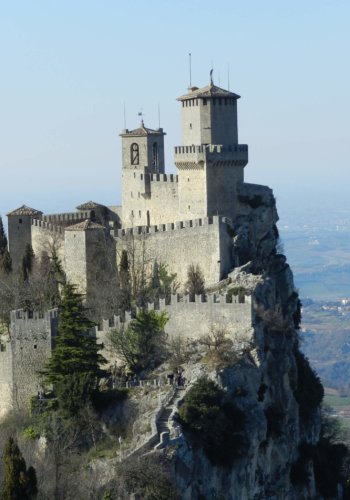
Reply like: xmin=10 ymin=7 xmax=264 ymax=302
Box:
xmin=152 ymin=142 xmax=159 ymax=170
xmin=131 ymin=143 xmax=139 ymax=165
xmin=19 ymin=218 xmax=22 ymax=224
xmin=189 ymin=123 xmax=192 ymax=129
xmin=139 ymin=210 xmax=141 ymax=217
xmin=203 ymin=98 xmax=207 ymax=106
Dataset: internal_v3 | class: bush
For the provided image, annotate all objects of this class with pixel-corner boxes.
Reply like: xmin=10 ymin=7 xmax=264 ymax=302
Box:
xmin=178 ymin=377 xmax=247 ymax=466
xmin=92 ymin=388 xmax=128 ymax=412
xmin=293 ymin=349 xmax=324 ymax=423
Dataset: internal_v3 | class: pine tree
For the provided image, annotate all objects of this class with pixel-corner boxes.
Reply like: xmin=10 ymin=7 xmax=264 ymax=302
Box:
xmin=22 ymin=244 xmax=34 ymax=281
xmin=0 ymin=216 xmax=12 ymax=274
xmin=42 ymin=284 xmax=107 ymax=409
xmin=119 ymin=250 xmax=131 ymax=312
xmin=0 ymin=436 xmax=37 ymax=500
xmin=186 ymin=264 xmax=205 ymax=300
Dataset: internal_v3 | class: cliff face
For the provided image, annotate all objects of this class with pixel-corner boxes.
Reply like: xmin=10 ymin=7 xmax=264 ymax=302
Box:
xmin=169 ymin=184 xmax=323 ymax=499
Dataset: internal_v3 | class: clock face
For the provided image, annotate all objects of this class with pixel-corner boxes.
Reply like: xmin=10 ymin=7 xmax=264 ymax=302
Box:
xmin=131 ymin=143 xmax=139 ymax=165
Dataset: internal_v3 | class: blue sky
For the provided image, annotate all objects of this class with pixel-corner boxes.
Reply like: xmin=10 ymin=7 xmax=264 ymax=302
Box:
xmin=1 ymin=0 xmax=349 ymax=222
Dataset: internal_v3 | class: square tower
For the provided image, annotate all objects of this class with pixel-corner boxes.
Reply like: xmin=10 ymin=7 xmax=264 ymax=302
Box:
xmin=120 ymin=121 xmax=166 ymax=228
xmin=174 ymin=83 xmax=248 ymax=222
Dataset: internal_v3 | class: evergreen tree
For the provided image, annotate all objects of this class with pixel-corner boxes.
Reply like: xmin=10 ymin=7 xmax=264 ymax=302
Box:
xmin=186 ymin=264 xmax=205 ymax=300
xmin=22 ymin=244 xmax=34 ymax=281
xmin=0 ymin=436 xmax=37 ymax=500
xmin=42 ymin=284 xmax=107 ymax=410
xmin=119 ymin=250 xmax=131 ymax=312
xmin=0 ymin=216 xmax=12 ymax=274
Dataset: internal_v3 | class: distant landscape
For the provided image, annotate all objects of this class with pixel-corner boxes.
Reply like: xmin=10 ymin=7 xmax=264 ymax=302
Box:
xmin=278 ymin=193 xmax=350 ymax=425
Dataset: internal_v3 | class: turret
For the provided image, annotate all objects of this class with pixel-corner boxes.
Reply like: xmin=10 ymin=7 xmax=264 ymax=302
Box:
xmin=120 ymin=121 xmax=166 ymax=228
xmin=6 ymin=205 xmax=42 ymax=270
xmin=174 ymin=80 xmax=248 ymax=221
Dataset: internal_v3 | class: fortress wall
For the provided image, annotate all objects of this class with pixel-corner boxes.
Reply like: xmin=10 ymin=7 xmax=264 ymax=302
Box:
xmin=9 ymin=310 xmax=58 ymax=410
xmin=64 ymin=231 xmax=87 ymax=295
xmin=94 ymin=293 xmax=253 ymax=367
xmin=0 ymin=341 xmax=13 ymax=419
xmin=31 ymin=219 xmax=65 ymax=262
xmin=116 ymin=216 xmax=233 ymax=288
xmin=148 ymin=177 xmax=179 ymax=225
xmin=42 ymin=211 xmax=91 ymax=226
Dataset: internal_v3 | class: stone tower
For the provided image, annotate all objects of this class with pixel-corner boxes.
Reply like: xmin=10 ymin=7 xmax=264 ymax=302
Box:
xmin=64 ymin=220 xmax=116 ymax=305
xmin=120 ymin=121 xmax=166 ymax=228
xmin=7 ymin=205 xmax=43 ymax=270
xmin=174 ymin=82 xmax=248 ymax=222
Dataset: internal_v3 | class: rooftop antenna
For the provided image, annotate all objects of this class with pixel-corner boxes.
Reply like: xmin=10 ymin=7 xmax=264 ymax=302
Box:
xmin=189 ymin=53 xmax=192 ymax=88
xmin=227 ymin=63 xmax=230 ymax=90
xmin=123 ymin=102 xmax=126 ymax=129
xmin=210 ymin=68 xmax=214 ymax=86
xmin=138 ymin=109 xmax=144 ymax=125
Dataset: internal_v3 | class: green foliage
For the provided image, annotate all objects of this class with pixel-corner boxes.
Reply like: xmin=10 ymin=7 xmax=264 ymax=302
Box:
xmin=178 ymin=377 xmax=247 ymax=466
xmin=0 ymin=436 xmax=37 ymax=500
xmin=293 ymin=349 xmax=324 ymax=423
xmin=149 ymin=262 xmax=178 ymax=303
xmin=22 ymin=426 xmax=39 ymax=441
xmin=92 ymin=388 xmax=128 ymax=412
xmin=42 ymin=283 xmax=107 ymax=413
xmin=0 ymin=217 xmax=12 ymax=275
xmin=21 ymin=244 xmax=34 ymax=281
xmin=119 ymin=250 xmax=131 ymax=312
xmin=186 ymin=264 xmax=205 ymax=300
xmin=110 ymin=310 xmax=168 ymax=374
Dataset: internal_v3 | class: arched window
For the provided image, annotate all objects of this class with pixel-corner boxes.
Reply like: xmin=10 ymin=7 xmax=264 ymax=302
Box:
xmin=131 ymin=143 xmax=139 ymax=165
xmin=152 ymin=142 xmax=159 ymax=171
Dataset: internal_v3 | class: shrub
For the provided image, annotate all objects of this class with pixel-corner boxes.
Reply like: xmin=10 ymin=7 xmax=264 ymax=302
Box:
xmin=178 ymin=377 xmax=247 ymax=466
xmin=293 ymin=349 xmax=324 ymax=423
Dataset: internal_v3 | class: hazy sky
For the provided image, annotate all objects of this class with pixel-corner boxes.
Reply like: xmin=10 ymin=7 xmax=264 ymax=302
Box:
xmin=1 ymin=0 xmax=349 ymax=223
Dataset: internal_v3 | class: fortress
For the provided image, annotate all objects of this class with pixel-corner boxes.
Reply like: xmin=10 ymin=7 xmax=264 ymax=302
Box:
xmin=1 ymin=78 xmax=279 ymax=416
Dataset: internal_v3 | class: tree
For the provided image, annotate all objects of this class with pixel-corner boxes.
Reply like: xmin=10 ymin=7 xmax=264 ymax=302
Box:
xmin=42 ymin=283 xmax=107 ymax=411
xmin=21 ymin=244 xmax=34 ymax=281
xmin=186 ymin=264 xmax=205 ymax=300
xmin=149 ymin=262 xmax=179 ymax=303
xmin=0 ymin=436 xmax=37 ymax=500
xmin=109 ymin=309 xmax=168 ymax=373
xmin=0 ymin=217 xmax=12 ymax=275
xmin=119 ymin=249 xmax=131 ymax=312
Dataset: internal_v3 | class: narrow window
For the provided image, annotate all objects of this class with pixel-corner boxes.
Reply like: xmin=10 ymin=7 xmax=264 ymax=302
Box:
xmin=19 ymin=219 xmax=22 ymax=224
xmin=189 ymin=123 xmax=192 ymax=129
xmin=203 ymin=98 xmax=207 ymax=106
xmin=131 ymin=143 xmax=139 ymax=165
xmin=139 ymin=210 xmax=141 ymax=217
xmin=152 ymin=142 xmax=159 ymax=171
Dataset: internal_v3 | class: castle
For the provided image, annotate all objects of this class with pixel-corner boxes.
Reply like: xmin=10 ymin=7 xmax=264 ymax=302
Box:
xmin=1 ymin=78 xmax=278 ymax=416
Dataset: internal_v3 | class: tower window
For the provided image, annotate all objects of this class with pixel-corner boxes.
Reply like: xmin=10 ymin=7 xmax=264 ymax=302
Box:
xmin=189 ymin=123 xmax=192 ymax=129
xmin=152 ymin=142 xmax=159 ymax=171
xmin=19 ymin=219 xmax=22 ymax=224
xmin=139 ymin=210 xmax=141 ymax=217
xmin=203 ymin=98 xmax=207 ymax=106
xmin=131 ymin=143 xmax=139 ymax=165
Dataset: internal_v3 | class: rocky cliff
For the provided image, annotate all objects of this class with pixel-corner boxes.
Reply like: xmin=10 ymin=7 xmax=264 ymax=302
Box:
xmin=163 ymin=184 xmax=329 ymax=499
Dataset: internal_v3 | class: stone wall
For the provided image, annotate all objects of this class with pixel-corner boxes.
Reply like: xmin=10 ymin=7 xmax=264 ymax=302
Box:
xmin=9 ymin=309 xmax=58 ymax=411
xmin=31 ymin=219 xmax=65 ymax=263
xmin=115 ymin=215 xmax=234 ymax=288
xmin=0 ymin=340 xmax=13 ymax=418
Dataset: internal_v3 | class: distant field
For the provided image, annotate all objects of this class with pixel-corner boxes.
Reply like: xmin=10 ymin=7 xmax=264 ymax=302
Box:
xmin=324 ymin=391 xmax=350 ymax=430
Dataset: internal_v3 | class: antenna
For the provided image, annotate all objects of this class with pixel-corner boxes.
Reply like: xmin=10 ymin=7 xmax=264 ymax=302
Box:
xmin=189 ymin=53 xmax=192 ymax=88
xmin=123 ymin=102 xmax=126 ymax=128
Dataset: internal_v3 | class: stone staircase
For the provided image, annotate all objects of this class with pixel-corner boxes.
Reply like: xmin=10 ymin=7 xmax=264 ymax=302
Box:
xmin=155 ymin=386 xmax=185 ymax=449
